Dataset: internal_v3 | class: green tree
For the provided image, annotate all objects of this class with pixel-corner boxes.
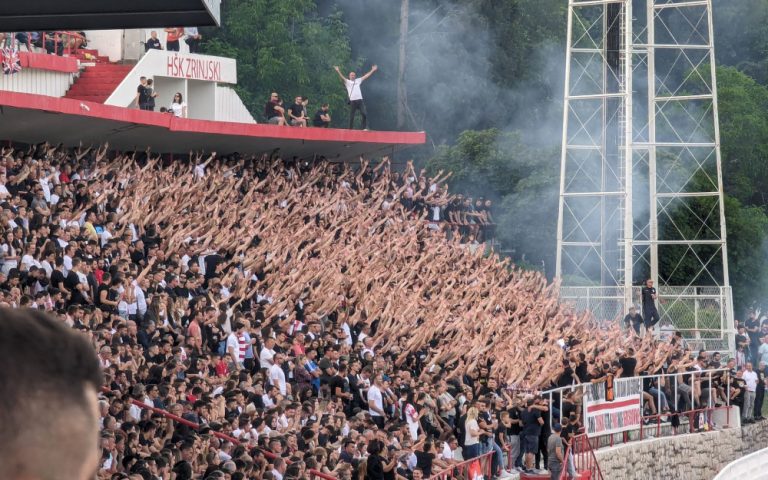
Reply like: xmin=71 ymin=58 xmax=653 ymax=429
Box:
xmin=426 ymin=128 xmax=560 ymax=273
xmin=203 ymin=0 xmax=357 ymax=125
xmin=716 ymin=66 xmax=768 ymax=206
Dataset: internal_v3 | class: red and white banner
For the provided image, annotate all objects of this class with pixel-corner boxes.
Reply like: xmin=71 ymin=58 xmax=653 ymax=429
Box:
xmin=583 ymin=377 xmax=642 ymax=437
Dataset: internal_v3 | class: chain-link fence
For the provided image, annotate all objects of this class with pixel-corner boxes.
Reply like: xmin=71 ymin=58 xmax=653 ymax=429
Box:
xmin=559 ymin=285 xmax=734 ymax=352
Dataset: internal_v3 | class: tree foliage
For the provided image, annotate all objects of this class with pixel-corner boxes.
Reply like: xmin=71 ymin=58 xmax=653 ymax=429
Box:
xmin=203 ymin=0 xmax=357 ymax=126
xmin=200 ymin=0 xmax=768 ymax=312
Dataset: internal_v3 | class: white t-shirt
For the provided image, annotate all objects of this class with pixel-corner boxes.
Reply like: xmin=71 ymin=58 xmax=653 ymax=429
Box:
xmin=270 ymin=364 xmax=286 ymax=395
xmin=464 ymin=418 xmax=480 ymax=446
xmin=367 ymin=384 xmax=383 ymax=417
xmin=744 ymin=370 xmax=759 ymax=392
xmin=170 ymin=101 xmax=187 ymax=117
xmin=344 ymin=78 xmax=364 ymax=101
xmin=259 ymin=347 xmax=275 ymax=369
xmin=226 ymin=332 xmax=243 ymax=363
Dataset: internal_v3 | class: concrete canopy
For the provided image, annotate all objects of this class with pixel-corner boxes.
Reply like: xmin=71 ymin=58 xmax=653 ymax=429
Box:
xmin=0 ymin=0 xmax=221 ymax=31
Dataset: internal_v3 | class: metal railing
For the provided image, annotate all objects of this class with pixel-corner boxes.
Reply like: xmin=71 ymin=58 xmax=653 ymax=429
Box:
xmin=541 ymin=368 xmax=732 ymax=445
xmin=40 ymin=31 xmax=87 ymax=56
xmin=430 ymin=451 xmax=493 ymax=480
xmin=559 ymin=433 xmax=604 ymax=480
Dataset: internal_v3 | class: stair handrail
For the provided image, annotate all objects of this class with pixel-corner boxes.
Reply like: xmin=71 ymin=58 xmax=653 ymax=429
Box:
xmin=559 ymin=433 xmax=604 ymax=480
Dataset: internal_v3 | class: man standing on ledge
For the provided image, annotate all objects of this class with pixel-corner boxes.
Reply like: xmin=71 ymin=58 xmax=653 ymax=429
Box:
xmin=334 ymin=64 xmax=377 ymax=130
xmin=641 ymin=278 xmax=660 ymax=333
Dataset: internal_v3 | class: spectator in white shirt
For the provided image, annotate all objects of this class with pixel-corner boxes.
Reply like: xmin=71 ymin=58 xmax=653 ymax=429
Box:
xmin=367 ymin=373 xmax=386 ymax=428
xmin=269 ymin=353 xmax=288 ymax=396
xmin=259 ymin=336 xmax=277 ymax=369
xmin=743 ymin=362 xmax=758 ymax=421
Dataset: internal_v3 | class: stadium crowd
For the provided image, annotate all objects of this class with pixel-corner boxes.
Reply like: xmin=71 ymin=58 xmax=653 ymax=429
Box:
xmin=0 ymin=142 xmax=760 ymax=480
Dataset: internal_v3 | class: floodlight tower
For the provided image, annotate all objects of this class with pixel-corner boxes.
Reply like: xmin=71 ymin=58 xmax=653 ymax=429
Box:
xmin=556 ymin=0 xmax=734 ymax=352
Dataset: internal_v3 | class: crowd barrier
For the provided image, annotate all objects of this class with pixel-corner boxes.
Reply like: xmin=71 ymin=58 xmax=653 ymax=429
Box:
xmin=431 ymin=451 xmax=493 ymax=480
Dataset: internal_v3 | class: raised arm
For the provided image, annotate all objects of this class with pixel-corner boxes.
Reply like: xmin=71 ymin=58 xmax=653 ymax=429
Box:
xmin=360 ymin=64 xmax=378 ymax=81
xmin=333 ymin=66 xmax=347 ymax=82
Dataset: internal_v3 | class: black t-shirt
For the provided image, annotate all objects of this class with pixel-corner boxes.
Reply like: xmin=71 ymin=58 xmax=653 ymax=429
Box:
xmin=51 ymin=269 xmax=66 ymax=291
xmin=478 ymin=411 xmax=492 ymax=442
xmin=289 ymin=103 xmax=304 ymax=119
xmin=65 ymin=271 xmax=85 ymax=304
xmin=329 ymin=374 xmax=346 ymax=398
xmin=313 ymin=109 xmax=329 ymax=127
xmin=561 ymin=400 xmax=577 ymax=421
xmin=562 ymin=422 xmax=579 ymax=445
xmin=264 ymin=100 xmax=280 ymax=119
xmin=203 ymin=254 xmax=223 ymax=279
xmin=414 ymin=451 xmax=434 ymax=477
xmin=641 ymin=286 xmax=657 ymax=311
xmin=520 ymin=408 xmax=542 ymax=436
xmin=746 ymin=318 xmax=761 ymax=346
xmin=96 ymin=284 xmax=109 ymax=307
xmin=508 ymin=407 xmax=522 ymax=435
xmin=558 ymin=367 xmax=575 ymax=387
xmin=367 ymin=453 xmax=385 ymax=480
xmin=619 ymin=357 xmax=637 ymax=378
xmin=145 ymin=37 xmax=162 ymax=51
xmin=575 ymin=361 xmax=589 ymax=383
xmin=137 ymin=84 xmax=150 ymax=105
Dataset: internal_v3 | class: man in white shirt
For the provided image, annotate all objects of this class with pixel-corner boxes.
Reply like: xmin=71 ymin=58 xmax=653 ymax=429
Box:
xmin=259 ymin=336 xmax=277 ymax=369
xmin=269 ymin=353 xmax=288 ymax=396
xmin=743 ymin=362 xmax=759 ymax=421
xmin=367 ymin=373 xmax=386 ymax=428
xmin=333 ymin=64 xmax=378 ymax=130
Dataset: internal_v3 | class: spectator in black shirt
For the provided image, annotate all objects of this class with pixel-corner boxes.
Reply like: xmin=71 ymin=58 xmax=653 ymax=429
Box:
xmin=618 ymin=348 xmax=637 ymax=378
xmin=313 ymin=104 xmax=332 ymax=128
xmin=746 ymin=311 xmax=761 ymax=365
xmin=623 ymin=305 xmax=644 ymax=335
xmin=366 ymin=440 xmax=385 ymax=480
xmin=288 ymin=96 xmax=308 ymax=127
xmin=133 ymin=77 xmax=151 ymax=110
xmin=641 ymin=279 xmax=660 ymax=331
xmin=506 ymin=399 xmax=523 ymax=470
xmin=265 ymin=93 xmax=286 ymax=126
xmin=520 ymin=398 xmax=543 ymax=473
xmin=145 ymin=31 xmax=163 ymax=51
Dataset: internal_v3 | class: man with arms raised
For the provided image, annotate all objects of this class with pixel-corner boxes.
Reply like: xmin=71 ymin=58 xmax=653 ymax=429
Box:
xmin=0 ymin=308 xmax=103 ymax=479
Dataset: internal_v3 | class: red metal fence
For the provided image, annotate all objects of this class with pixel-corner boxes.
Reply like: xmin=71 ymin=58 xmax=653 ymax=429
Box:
xmin=431 ymin=451 xmax=493 ymax=480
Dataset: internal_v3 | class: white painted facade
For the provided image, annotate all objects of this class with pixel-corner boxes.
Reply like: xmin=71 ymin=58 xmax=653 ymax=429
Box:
xmin=0 ymin=68 xmax=76 ymax=98
xmin=103 ymin=49 xmax=254 ymax=123
xmin=84 ymin=28 xmax=205 ymax=62
xmin=215 ymin=86 xmax=254 ymax=124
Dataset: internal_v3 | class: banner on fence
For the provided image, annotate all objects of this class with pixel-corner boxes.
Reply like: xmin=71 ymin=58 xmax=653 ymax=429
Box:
xmin=583 ymin=377 xmax=642 ymax=437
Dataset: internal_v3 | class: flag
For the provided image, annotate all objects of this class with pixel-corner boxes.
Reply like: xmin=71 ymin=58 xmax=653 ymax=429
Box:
xmin=1 ymin=47 xmax=22 ymax=75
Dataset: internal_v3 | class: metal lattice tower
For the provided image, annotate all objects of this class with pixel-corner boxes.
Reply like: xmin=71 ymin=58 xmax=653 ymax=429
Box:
xmin=556 ymin=0 xmax=734 ymax=352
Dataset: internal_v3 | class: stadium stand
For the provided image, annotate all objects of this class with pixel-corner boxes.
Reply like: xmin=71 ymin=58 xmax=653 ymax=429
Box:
xmin=0 ymin=141 xmax=741 ymax=479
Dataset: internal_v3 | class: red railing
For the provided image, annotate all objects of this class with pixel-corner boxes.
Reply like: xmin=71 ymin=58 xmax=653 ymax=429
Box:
xmin=105 ymin=388 xmax=337 ymax=480
xmin=559 ymin=433 xmax=603 ymax=480
xmin=40 ymin=31 xmax=87 ymax=56
xmin=430 ymin=451 xmax=493 ymax=480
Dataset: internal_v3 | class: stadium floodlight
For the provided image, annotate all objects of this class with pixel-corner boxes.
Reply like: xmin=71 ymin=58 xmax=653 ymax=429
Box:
xmin=556 ymin=0 xmax=733 ymax=353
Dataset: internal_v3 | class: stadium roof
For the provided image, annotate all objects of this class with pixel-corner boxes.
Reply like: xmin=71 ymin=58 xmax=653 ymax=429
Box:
xmin=0 ymin=92 xmax=426 ymax=161
xmin=0 ymin=0 xmax=221 ymax=31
